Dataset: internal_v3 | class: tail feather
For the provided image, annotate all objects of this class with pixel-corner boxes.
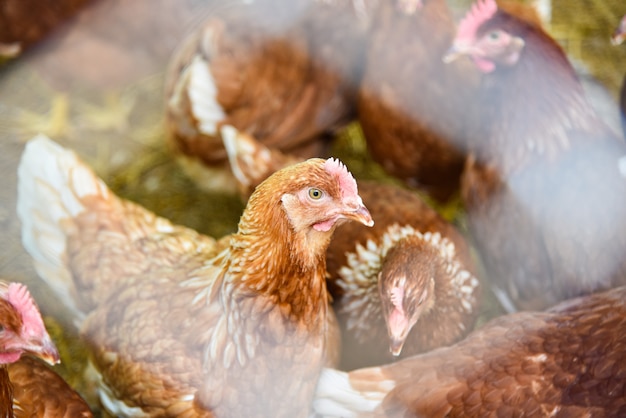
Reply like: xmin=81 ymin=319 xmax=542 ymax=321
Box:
xmin=17 ymin=135 xmax=110 ymax=323
xmin=312 ymin=367 xmax=392 ymax=418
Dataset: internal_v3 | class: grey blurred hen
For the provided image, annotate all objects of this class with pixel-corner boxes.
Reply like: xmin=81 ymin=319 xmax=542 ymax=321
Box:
xmin=445 ymin=0 xmax=626 ymax=311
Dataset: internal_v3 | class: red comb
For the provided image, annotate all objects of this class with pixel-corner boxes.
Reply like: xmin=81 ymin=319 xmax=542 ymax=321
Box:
xmin=456 ymin=0 xmax=498 ymax=43
xmin=7 ymin=283 xmax=46 ymax=336
xmin=324 ymin=158 xmax=358 ymax=199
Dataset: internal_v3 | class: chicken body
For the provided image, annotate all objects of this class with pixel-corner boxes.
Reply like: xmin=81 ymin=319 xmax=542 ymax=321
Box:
xmin=165 ymin=0 xmax=371 ymax=192
xmin=446 ymin=0 xmax=626 ymax=311
xmin=357 ymin=0 xmax=479 ymax=202
xmin=314 ymin=285 xmax=626 ymax=417
xmin=0 ymin=281 xmax=92 ymax=417
xmin=17 ymin=136 xmax=372 ymax=417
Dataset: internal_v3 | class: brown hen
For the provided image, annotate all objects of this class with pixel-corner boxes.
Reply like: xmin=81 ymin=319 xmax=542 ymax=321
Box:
xmin=445 ymin=0 xmax=626 ymax=311
xmin=0 ymin=281 xmax=92 ymax=417
xmin=17 ymin=135 xmax=373 ymax=417
xmin=165 ymin=0 xmax=372 ymax=193
xmin=357 ymin=0 xmax=480 ymax=203
xmin=221 ymin=126 xmax=482 ymax=370
xmin=314 ymin=285 xmax=626 ymax=417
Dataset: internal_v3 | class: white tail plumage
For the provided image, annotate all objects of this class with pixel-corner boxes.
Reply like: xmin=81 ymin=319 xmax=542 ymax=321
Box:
xmin=17 ymin=134 xmax=109 ymax=324
xmin=312 ymin=367 xmax=391 ymax=417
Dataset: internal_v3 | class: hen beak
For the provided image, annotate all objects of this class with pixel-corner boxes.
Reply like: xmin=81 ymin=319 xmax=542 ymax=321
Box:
xmin=389 ymin=337 xmax=407 ymax=357
xmin=343 ymin=203 xmax=374 ymax=227
xmin=442 ymin=44 xmax=467 ymax=64
xmin=24 ymin=335 xmax=61 ymax=366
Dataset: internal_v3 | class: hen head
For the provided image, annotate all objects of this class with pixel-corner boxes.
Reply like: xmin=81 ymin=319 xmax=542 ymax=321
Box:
xmin=0 ymin=282 xmax=59 ymax=366
xmin=378 ymin=237 xmax=436 ymax=356
xmin=444 ymin=0 xmax=527 ymax=73
xmin=246 ymin=157 xmax=373 ymax=264
xmin=612 ymin=14 xmax=626 ymax=46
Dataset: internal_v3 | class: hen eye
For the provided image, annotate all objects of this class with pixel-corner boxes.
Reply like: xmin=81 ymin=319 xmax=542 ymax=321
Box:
xmin=308 ymin=188 xmax=323 ymax=200
xmin=488 ymin=30 xmax=501 ymax=41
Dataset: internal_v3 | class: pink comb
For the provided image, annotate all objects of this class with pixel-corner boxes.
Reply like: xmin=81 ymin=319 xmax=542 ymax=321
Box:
xmin=323 ymin=158 xmax=358 ymax=199
xmin=7 ymin=283 xmax=46 ymax=337
xmin=456 ymin=0 xmax=498 ymax=43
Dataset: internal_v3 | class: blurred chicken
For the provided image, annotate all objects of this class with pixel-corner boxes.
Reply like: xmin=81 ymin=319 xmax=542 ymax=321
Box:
xmin=0 ymin=0 xmax=92 ymax=61
xmin=444 ymin=0 xmax=626 ymax=311
xmin=357 ymin=0 xmax=480 ymax=203
xmin=612 ymin=14 xmax=626 ymax=138
xmin=165 ymin=0 xmax=373 ymax=192
xmin=17 ymin=135 xmax=372 ymax=417
xmin=0 ymin=281 xmax=92 ymax=417
xmin=314 ymin=285 xmax=626 ymax=417
xmin=221 ymin=126 xmax=481 ymax=370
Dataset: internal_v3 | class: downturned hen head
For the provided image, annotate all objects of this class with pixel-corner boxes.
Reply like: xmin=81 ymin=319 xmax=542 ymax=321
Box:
xmin=377 ymin=237 xmax=437 ymax=356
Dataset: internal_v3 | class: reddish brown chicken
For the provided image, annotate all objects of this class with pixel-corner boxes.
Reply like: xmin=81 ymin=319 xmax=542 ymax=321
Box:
xmin=165 ymin=0 xmax=372 ymax=192
xmin=221 ymin=126 xmax=482 ymax=370
xmin=0 ymin=281 xmax=92 ymax=417
xmin=0 ymin=0 xmax=92 ymax=60
xmin=17 ymin=135 xmax=372 ymax=417
xmin=314 ymin=285 xmax=626 ymax=417
xmin=444 ymin=0 xmax=626 ymax=311
xmin=357 ymin=0 xmax=480 ymax=202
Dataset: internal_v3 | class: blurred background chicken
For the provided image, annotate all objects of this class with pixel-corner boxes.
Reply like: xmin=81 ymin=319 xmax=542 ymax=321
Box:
xmin=164 ymin=0 xmax=374 ymax=193
xmin=0 ymin=0 xmax=92 ymax=62
xmin=357 ymin=0 xmax=480 ymax=203
xmin=17 ymin=135 xmax=372 ymax=417
xmin=0 ymin=281 xmax=92 ymax=417
xmin=314 ymin=285 xmax=626 ymax=417
xmin=445 ymin=0 xmax=626 ymax=312
xmin=221 ymin=125 xmax=482 ymax=370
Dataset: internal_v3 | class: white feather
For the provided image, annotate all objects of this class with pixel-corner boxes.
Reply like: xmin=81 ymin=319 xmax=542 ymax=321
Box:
xmin=312 ymin=368 xmax=388 ymax=418
xmin=188 ymin=55 xmax=226 ymax=136
xmin=17 ymin=134 xmax=106 ymax=323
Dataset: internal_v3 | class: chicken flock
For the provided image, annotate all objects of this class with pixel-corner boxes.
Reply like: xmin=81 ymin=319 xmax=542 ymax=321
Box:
xmin=4 ymin=0 xmax=626 ymax=416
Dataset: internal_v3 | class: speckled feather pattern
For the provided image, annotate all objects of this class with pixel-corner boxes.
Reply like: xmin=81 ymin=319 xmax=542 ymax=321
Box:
xmin=8 ymin=357 xmax=93 ymax=417
xmin=326 ymin=182 xmax=480 ymax=369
